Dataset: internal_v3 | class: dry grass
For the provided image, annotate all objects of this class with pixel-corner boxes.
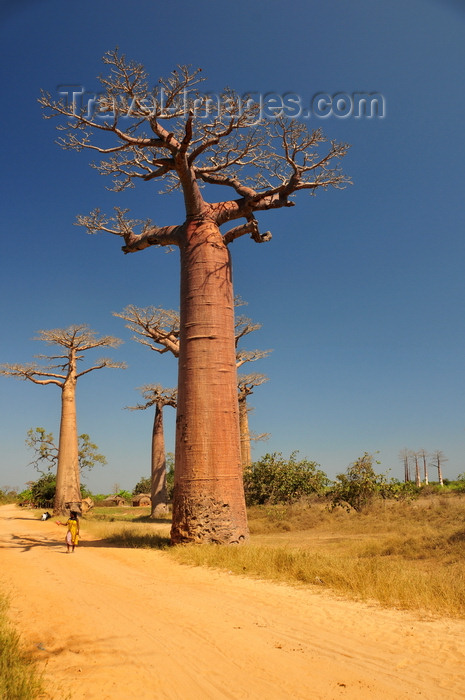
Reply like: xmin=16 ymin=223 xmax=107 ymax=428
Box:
xmin=0 ymin=591 xmax=44 ymax=700
xmin=81 ymin=495 xmax=465 ymax=619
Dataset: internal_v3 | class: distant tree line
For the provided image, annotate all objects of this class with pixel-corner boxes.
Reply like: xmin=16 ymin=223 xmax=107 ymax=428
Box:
xmin=398 ymin=449 xmax=448 ymax=487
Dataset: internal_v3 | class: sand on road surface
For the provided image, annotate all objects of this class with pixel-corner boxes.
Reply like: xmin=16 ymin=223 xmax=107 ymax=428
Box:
xmin=1 ymin=504 xmax=464 ymax=700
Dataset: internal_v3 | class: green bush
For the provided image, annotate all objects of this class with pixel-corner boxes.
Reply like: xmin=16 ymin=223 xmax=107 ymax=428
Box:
xmin=243 ymin=452 xmax=328 ymax=505
xmin=133 ymin=476 xmax=151 ymax=496
xmin=30 ymin=473 xmax=56 ymax=506
xmin=166 ymin=462 xmax=175 ymax=500
xmin=327 ymin=452 xmax=416 ymax=512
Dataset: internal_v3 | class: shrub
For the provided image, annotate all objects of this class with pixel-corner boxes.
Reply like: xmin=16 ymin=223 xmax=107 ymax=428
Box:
xmin=243 ymin=452 xmax=328 ymax=505
xmin=0 ymin=488 xmax=18 ymax=505
xmin=328 ymin=452 xmax=386 ymax=512
xmin=133 ymin=476 xmax=151 ymax=496
xmin=30 ymin=473 xmax=56 ymax=506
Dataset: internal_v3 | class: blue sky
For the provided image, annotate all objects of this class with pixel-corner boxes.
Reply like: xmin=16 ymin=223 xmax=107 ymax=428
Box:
xmin=0 ymin=0 xmax=464 ymax=493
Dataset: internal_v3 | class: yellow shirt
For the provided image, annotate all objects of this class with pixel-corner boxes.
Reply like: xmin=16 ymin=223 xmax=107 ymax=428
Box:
xmin=67 ymin=518 xmax=79 ymax=545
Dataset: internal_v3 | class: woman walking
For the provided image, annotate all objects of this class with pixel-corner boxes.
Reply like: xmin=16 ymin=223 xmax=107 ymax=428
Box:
xmin=56 ymin=511 xmax=80 ymax=553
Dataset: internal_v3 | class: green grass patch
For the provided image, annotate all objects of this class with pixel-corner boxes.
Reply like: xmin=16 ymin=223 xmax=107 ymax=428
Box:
xmin=86 ymin=506 xmax=171 ymax=524
xmin=0 ymin=590 xmax=43 ymax=700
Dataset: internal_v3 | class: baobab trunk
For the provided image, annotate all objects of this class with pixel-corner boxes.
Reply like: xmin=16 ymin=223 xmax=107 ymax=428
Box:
xmin=54 ymin=381 xmax=81 ymax=514
xmin=437 ymin=459 xmax=444 ymax=487
xmin=422 ymin=453 xmax=429 ymax=485
xmin=172 ymin=220 xmax=248 ymax=544
xmin=151 ymin=403 xmax=168 ymax=518
xmin=239 ymin=398 xmax=251 ymax=468
xmin=414 ymin=454 xmax=421 ymax=488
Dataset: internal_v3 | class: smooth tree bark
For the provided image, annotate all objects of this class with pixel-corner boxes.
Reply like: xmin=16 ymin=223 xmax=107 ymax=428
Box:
xmin=117 ymin=302 xmax=271 ymax=476
xmin=40 ymin=51 xmax=350 ymax=543
xmin=126 ymin=385 xmax=177 ymax=517
xmin=114 ymin=300 xmax=270 ymax=366
xmin=0 ymin=326 xmax=125 ymax=514
xmin=237 ymin=373 xmax=269 ymax=468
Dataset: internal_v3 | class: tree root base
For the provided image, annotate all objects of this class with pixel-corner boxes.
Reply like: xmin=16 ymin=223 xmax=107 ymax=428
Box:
xmin=170 ymin=495 xmax=249 ymax=545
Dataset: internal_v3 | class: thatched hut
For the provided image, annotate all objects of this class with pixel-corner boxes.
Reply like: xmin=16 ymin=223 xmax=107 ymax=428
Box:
xmin=101 ymin=495 xmax=126 ymax=507
xmin=132 ymin=493 xmax=151 ymax=507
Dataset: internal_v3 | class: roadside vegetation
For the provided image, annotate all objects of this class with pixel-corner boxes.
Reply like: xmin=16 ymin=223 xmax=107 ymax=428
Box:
xmin=5 ymin=451 xmax=465 ymax=622
xmin=76 ymin=488 xmax=465 ymax=620
xmin=0 ymin=589 xmax=43 ymax=700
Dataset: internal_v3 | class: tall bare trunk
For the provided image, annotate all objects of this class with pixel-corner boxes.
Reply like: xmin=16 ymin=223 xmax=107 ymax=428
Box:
xmin=422 ymin=453 xmax=429 ymax=485
xmin=404 ymin=455 xmax=410 ymax=483
xmin=54 ymin=381 xmax=81 ymax=514
xmin=437 ymin=459 xmax=444 ymax=486
xmin=171 ymin=220 xmax=249 ymax=544
xmin=414 ymin=454 xmax=421 ymax=487
xmin=151 ymin=403 xmax=168 ymax=518
xmin=239 ymin=397 xmax=251 ymax=468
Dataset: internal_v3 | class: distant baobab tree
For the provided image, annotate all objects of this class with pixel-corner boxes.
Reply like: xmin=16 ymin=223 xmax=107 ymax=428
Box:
xmin=237 ymin=373 xmax=269 ymax=468
xmin=412 ymin=451 xmax=421 ymax=488
xmin=399 ymin=448 xmax=411 ymax=483
xmin=40 ymin=50 xmax=350 ymax=543
xmin=126 ymin=385 xmax=177 ymax=518
xmin=430 ymin=450 xmax=447 ymax=486
xmin=114 ymin=306 xmax=180 ymax=358
xmin=419 ymin=449 xmax=429 ymax=485
xmin=0 ymin=326 xmax=125 ymax=514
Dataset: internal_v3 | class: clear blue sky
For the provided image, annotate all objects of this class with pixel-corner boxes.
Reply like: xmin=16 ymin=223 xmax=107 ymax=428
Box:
xmin=1 ymin=0 xmax=464 ymax=493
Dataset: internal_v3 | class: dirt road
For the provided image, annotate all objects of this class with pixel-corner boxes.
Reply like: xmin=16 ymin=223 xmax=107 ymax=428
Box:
xmin=1 ymin=504 xmax=464 ymax=699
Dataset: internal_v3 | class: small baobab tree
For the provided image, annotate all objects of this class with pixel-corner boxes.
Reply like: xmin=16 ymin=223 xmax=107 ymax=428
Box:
xmin=126 ymin=385 xmax=177 ymax=517
xmin=0 ymin=325 xmax=125 ymax=514
xmin=237 ymin=373 xmax=269 ymax=468
xmin=41 ymin=50 xmax=350 ymax=542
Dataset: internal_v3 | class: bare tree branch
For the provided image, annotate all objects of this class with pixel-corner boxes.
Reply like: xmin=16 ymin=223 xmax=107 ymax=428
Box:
xmin=1 ymin=325 xmax=125 ymax=389
xmin=75 ymin=208 xmax=181 ymax=253
xmin=125 ymin=384 xmax=177 ymax=411
xmin=41 ymin=50 xmax=350 ymax=245
xmin=237 ymin=373 xmax=269 ymax=400
xmin=114 ymin=306 xmax=180 ymax=357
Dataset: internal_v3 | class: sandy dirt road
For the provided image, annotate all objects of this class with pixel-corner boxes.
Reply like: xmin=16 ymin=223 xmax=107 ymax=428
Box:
xmin=1 ymin=504 xmax=465 ymax=700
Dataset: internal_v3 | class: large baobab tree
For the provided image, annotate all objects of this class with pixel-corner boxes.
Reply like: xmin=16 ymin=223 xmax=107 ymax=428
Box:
xmin=0 ymin=326 xmax=125 ymax=514
xmin=116 ymin=302 xmax=271 ymax=472
xmin=114 ymin=301 xmax=270 ymax=367
xmin=237 ymin=373 xmax=269 ymax=468
xmin=40 ymin=50 xmax=350 ymax=543
xmin=126 ymin=385 xmax=177 ymax=517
